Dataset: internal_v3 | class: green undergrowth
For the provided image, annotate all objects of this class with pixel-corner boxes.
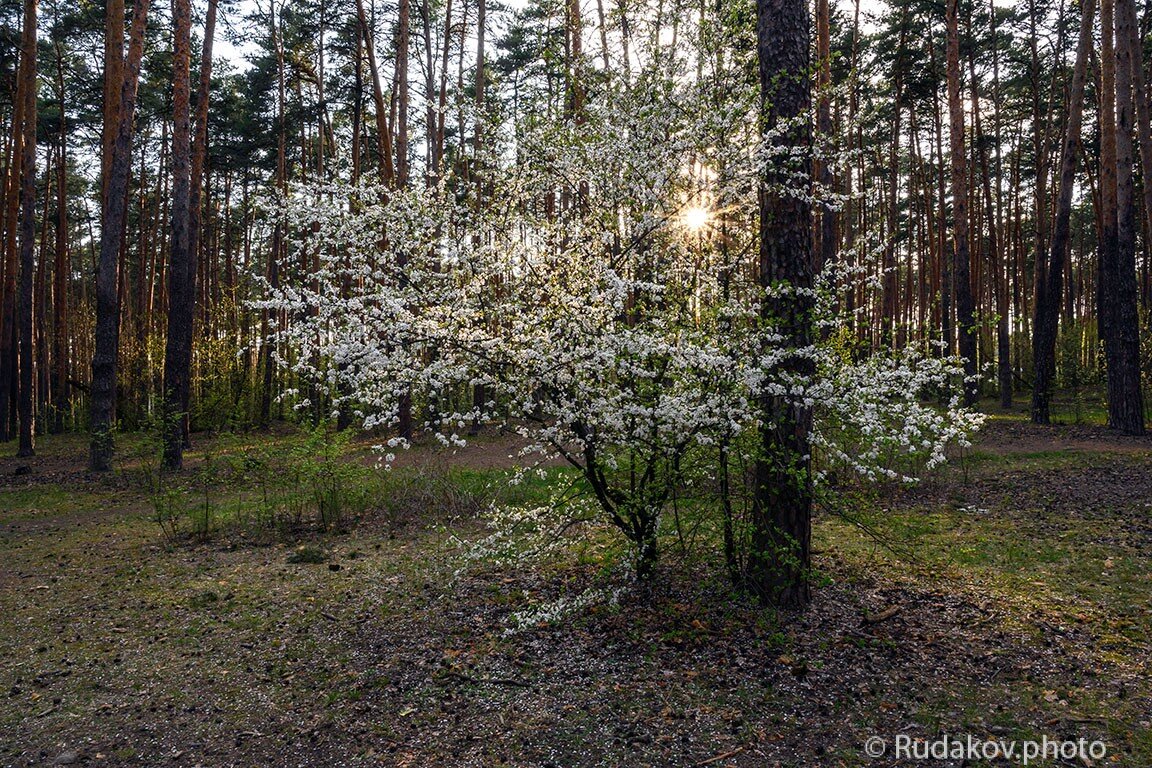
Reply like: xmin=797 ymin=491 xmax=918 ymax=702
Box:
xmin=2 ymin=420 xmax=1150 ymax=766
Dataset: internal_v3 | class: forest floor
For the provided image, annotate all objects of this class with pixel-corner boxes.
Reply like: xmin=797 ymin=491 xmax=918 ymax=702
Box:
xmin=1 ymin=403 xmax=1150 ymax=767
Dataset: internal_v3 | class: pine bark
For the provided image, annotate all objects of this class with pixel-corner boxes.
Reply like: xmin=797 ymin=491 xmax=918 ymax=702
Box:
xmin=396 ymin=0 xmax=410 ymax=187
xmin=356 ymin=0 xmax=396 ymax=184
xmin=1032 ymin=0 xmax=1095 ymax=424
xmin=0 ymin=61 xmax=25 ymax=442
xmin=259 ymin=1 xmax=287 ymax=426
xmin=51 ymin=33 xmax=68 ymax=433
xmin=1107 ymin=0 xmax=1145 ymax=432
xmin=946 ymin=0 xmax=979 ymax=404
xmin=750 ymin=0 xmax=813 ymax=609
xmin=90 ymin=0 xmax=151 ymax=470
xmin=814 ymin=0 xmax=837 ymax=272
xmin=16 ymin=0 xmax=37 ymax=457
xmin=161 ymin=0 xmax=194 ymax=468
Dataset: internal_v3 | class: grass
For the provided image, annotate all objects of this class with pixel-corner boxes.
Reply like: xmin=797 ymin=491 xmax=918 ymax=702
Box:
xmin=1 ymin=420 xmax=1149 ymax=766
xmin=0 ymin=485 xmax=113 ymax=523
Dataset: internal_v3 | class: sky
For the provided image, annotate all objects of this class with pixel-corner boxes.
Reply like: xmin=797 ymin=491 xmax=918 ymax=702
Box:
xmin=206 ymin=0 xmax=899 ymax=74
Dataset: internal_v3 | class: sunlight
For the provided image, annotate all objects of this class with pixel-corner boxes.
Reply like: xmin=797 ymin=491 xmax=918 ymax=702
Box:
xmin=682 ymin=206 xmax=710 ymax=232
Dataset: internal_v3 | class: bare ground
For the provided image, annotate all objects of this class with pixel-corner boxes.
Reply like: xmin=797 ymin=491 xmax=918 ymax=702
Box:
xmin=0 ymin=420 xmax=1149 ymax=767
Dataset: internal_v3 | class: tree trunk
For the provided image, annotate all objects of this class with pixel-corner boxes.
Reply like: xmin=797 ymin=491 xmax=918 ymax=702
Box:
xmin=391 ymin=0 xmax=415 ymax=439
xmin=750 ymin=0 xmax=813 ymax=609
xmin=102 ymin=0 xmax=124 ymax=201
xmin=566 ymin=0 xmax=583 ymax=117
xmin=259 ymin=0 xmax=287 ymax=427
xmin=1108 ymin=0 xmax=1146 ymax=433
xmin=814 ymin=0 xmax=837 ymax=272
xmin=51 ymin=31 xmax=69 ymax=433
xmin=356 ymin=0 xmax=396 ymax=184
xmin=467 ymin=0 xmax=486 ymax=435
xmin=162 ymin=0 xmax=194 ymax=469
xmin=396 ymin=0 xmax=410 ymax=186
xmin=1129 ymin=0 xmax=1152 ymax=304
xmin=435 ymin=0 xmax=453 ymax=179
xmin=0 ymin=58 xmax=25 ymax=442
xmin=1027 ymin=0 xmax=1054 ymax=326
xmin=16 ymin=0 xmax=37 ymax=457
xmin=418 ymin=0 xmax=436 ymax=185
xmin=90 ymin=0 xmax=151 ymax=471
xmin=1032 ymin=0 xmax=1095 ymax=424
xmin=946 ymin=0 xmax=978 ymax=405
xmin=1096 ymin=0 xmax=1145 ymax=433
xmin=980 ymin=3 xmax=1011 ymax=408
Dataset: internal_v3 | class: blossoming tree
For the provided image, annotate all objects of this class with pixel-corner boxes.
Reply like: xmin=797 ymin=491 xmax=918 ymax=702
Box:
xmin=257 ymin=16 xmax=982 ymax=603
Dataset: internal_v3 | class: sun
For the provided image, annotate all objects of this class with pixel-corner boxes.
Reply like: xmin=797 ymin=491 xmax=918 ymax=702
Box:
xmin=682 ymin=206 xmax=710 ymax=232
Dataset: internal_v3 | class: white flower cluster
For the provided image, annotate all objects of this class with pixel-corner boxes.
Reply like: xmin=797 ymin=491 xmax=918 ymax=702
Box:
xmin=506 ymin=586 xmax=623 ymax=635
xmin=256 ymin=60 xmax=982 ymax=570
xmin=452 ymin=500 xmax=601 ymax=567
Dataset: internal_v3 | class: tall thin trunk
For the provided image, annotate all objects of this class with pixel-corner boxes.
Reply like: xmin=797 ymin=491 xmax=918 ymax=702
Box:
xmin=419 ymin=0 xmax=436 ymax=185
xmin=1131 ymin=0 xmax=1152 ymax=295
xmin=1106 ymin=0 xmax=1145 ymax=432
xmin=396 ymin=0 xmax=410 ymax=187
xmin=1032 ymin=0 xmax=1095 ymax=424
xmin=102 ymin=0 xmax=124 ymax=201
xmin=352 ymin=27 xmax=364 ymax=186
xmin=52 ymin=61 xmax=68 ymax=433
xmin=16 ymin=0 xmax=37 ymax=457
xmin=175 ymin=0 xmax=216 ymax=453
xmin=814 ymin=0 xmax=836 ymax=272
xmin=566 ymin=0 xmax=584 ymax=118
xmin=0 ymin=61 xmax=25 ymax=442
xmin=162 ymin=0 xmax=194 ymax=469
xmin=1028 ymin=0 xmax=1050 ymax=303
xmin=466 ymin=0 xmax=486 ymax=436
xmin=90 ymin=0 xmax=152 ymax=470
xmin=596 ymin=0 xmax=609 ymax=70
xmin=435 ymin=0 xmax=453 ymax=178
xmin=392 ymin=0 xmax=414 ymax=438
xmin=968 ymin=12 xmax=1009 ymax=406
xmin=985 ymin=2 xmax=1011 ymax=407
xmin=946 ymin=0 xmax=978 ymax=404
xmin=356 ymin=0 xmax=396 ymax=183
xmin=187 ymin=0 xmax=217 ymax=295
xmin=750 ymin=0 xmax=813 ymax=608
xmin=260 ymin=0 xmax=287 ymax=426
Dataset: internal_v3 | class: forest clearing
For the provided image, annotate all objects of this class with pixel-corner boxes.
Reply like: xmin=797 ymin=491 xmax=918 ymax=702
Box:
xmin=1 ymin=412 xmax=1150 ymax=767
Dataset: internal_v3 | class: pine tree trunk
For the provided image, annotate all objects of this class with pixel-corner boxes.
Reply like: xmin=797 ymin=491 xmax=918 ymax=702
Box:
xmin=356 ymin=0 xmax=395 ymax=184
xmin=1028 ymin=0 xmax=1050 ymax=312
xmin=396 ymin=0 xmax=410 ymax=187
xmin=1106 ymin=0 xmax=1145 ymax=433
xmin=750 ymin=0 xmax=813 ymax=609
xmin=90 ymin=0 xmax=151 ymax=471
xmin=16 ymin=0 xmax=37 ymax=458
xmin=975 ymin=5 xmax=1011 ymax=408
xmin=162 ymin=0 xmax=194 ymax=469
xmin=814 ymin=0 xmax=837 ymax=272
xmin=566 ymin=0 xmax=583 ymax=117
xmin=435 ymin=0 xmax=452 ymax=178
xmin=259 ymin=1 xmax=287 ymax=427
xmin=102 ymin=0 xmax=123 ymax=202
xmin=0 ymin=65 xmax=25 ymax=443
xmin=1032 ymin=0 xmax=1095 ymax=424
xmin=946 ymin=0 xmax=979 ymax=404
xmin=881 ymin=23 xmax=906 ymax=349
xmin=1129 ymin=0 xmax=1152 ymax=304
xmin=418 ymin=0 xmax=436 ymax=185
xmin=51 ymin=35 xmax=69 ymax=433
